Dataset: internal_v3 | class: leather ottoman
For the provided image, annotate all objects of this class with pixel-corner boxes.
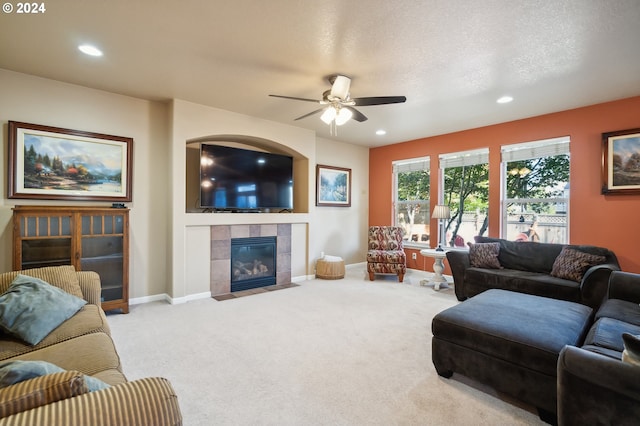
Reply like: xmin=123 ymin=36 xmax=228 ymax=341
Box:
xmin=432 ymin=289 xmax=593 ymax=423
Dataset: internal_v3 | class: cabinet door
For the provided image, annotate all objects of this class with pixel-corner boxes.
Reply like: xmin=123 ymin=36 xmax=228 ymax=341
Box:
xmin=80 ymin=214 xmax=125 ymax=304
xmin=16 ymin=214 xmax=73 ymax=269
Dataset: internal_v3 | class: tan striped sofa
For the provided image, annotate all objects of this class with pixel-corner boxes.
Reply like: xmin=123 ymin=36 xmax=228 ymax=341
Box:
xmin=0 ymin=266 xmax=182 ymax=425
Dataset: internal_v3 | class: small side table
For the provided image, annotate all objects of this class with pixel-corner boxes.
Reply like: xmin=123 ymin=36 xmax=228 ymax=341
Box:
xmin=419 ymin=248 xmax=450 ymax=290
xmin=316 ymin=257 xmax=345 ymax=279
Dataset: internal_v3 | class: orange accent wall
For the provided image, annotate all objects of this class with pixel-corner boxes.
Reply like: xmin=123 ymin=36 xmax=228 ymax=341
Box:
xmin=370 ymin=96 xmax=640 ymax=273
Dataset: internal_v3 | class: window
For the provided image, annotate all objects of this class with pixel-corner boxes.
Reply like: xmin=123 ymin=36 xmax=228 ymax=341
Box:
xmin=440 ymin=148 xmax=490 ymax=248
xmin=393 ymin=158 xmax=430 ymax=244
xmin=501 ymin=137 xmax=570 ymax=244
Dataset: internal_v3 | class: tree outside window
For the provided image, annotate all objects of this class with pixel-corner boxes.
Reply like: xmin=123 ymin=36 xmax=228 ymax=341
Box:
xmin=502 ymin=137 xmax=570 ymax=244
xmin=440 ymin=149 xmax=490 ymax=248
xmin=393 ymin=158 xmax=430 ymax=244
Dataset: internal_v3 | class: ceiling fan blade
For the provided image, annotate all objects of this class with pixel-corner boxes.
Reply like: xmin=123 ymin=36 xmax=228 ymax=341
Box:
xmin=269 ymin=94 xmax=321 ymax=103
xmin=329 ymin=75 xmax=351 ymax=100
xmin=352 ymin=96 xmax=407 ymax=106
xmin=345 ymin=106 xmax=368 ymax=122
xmin=294 ymin=108 xmax=325 ymax=121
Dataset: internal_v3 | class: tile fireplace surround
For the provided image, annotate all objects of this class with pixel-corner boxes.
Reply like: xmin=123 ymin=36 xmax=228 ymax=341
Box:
xmin=210 ymin=224 xmax=292 ymax=296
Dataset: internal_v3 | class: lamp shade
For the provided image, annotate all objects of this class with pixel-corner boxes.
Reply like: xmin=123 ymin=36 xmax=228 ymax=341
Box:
xmin=432 ymin=205 xmax=451 ymax=220
xmin=330 ymin=75 xmax=351 ymax=100
xmin=334 ymin=107 xmax=353 ymax=126
xmin=320 ymin=107 xmax=337 ymax=124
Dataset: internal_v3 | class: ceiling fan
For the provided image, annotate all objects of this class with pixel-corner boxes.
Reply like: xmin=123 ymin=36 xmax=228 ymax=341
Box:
xmin=269 ymin=75 xmax=406 ymax=127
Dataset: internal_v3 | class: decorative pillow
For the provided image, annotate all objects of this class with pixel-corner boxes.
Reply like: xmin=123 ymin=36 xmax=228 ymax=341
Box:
xmin=469 ymin=243 xmax=502 ymax=269
xmin=0 ymin=275 xmax=87 ymax=345
xmin=0 ymin=360 xmax=63 ymax=386
xmin=550 ymin=247 xmax=606 ymax=282
xmin=0 ymin=370 xmax=87 ymax=419
xmin=0 ymin=360 xmax=109 ymax=392
xmin=622 ymin=333 xmax=640 ymax=367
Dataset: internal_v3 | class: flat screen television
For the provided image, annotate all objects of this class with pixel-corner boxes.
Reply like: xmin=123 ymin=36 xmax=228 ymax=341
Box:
xmin=199 ymin=144 xmax=293 ymax=211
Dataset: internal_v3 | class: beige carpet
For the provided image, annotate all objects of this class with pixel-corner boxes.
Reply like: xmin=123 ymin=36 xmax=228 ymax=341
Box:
xmin=107 ymin=268 xmax=545 ymax=426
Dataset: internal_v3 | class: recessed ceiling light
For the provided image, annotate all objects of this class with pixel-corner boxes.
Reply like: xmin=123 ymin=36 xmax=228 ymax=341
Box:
xmin=376 ymin=129 xmax=387 ymax=135
xmin=497 ymin=96 xmax=513 ymax=104
xmin=78 ymin=44 xmax=103 ymax=57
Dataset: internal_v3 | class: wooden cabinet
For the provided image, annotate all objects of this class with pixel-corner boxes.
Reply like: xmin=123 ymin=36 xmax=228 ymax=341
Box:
xmin=12 ymin=206 xmax=129 ymax=313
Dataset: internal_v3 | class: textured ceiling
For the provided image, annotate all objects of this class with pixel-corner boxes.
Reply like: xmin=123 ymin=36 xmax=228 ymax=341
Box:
xmin=1 ymin=0 xmax=639 ymax=147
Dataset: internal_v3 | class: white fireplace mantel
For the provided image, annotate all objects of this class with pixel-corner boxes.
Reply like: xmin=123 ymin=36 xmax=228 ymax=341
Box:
xmin=185 ymin=212 xmax=310 ymax=227
xmin=183 ymin=213 xmax=310 ymax=300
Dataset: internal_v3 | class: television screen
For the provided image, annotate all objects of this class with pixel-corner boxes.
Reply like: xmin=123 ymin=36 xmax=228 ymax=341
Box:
xmin=199 ymin=144 xmax=293 ymax=211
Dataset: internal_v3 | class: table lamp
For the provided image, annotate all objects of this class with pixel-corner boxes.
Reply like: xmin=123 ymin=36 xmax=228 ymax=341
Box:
xmin=432 ymin=205 xmax=451 ymax=251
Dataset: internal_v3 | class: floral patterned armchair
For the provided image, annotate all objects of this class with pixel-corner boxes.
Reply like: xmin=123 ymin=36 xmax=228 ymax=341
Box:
xmin=366 ymin=226 xmax=407 ymax=282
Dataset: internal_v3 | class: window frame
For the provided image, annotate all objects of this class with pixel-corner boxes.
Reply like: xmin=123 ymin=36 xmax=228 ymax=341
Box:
xmin=439 ymin=148 xmax=490 ymax=248
xmin=500 ymin=136 xmax=570 ymax=243
xmin=392 ymin=157 xmax=431 ymax=246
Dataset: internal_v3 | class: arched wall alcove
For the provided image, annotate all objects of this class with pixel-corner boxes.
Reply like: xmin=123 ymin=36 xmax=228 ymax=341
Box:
xmin=185 ymin=134 xmax=310 ymax=213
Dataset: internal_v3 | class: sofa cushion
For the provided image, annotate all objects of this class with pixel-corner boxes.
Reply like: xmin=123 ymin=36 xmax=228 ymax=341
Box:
xmin=366 ymin=250 xmax=406 ymax=263
xmin=469 ymin=243 xmax=501 ymax=269
xmin=12 ymin=333 xmax=125 ymax=385
xmin=0 ymin=370 xmax=88 ymax=419
xmin=580 ymin=343 xmax=625 ymax=360
xmin=474 ymin=236 xmax=563 ymax=273
xmin=464 ymin=267 xmax=581 ymax=302
xmin=551 ymin=247 xmax=606 ymax=282
xmin=596 ymin=298 xmax=640 ymax=326
xmin=583 ymin=317 xmax=640 ymax=354
xmin=0 ymin=266 xmax=84 ymax=299
xmin=0 ymin=304 xmax=110 ymax=362
xmin=0 ymin=275 xmax=87 ymax=345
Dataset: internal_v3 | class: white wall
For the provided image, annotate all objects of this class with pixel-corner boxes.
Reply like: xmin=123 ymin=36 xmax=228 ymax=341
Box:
xmin=313 ymin=137 xmax=369 ymax=267
xmin=169 ymin=99 xmax=318 ymax=299
xmin=0 ymin=69 xmax=171 ymax=299
xmin=0 ymin=69 xmax=370 ymax=302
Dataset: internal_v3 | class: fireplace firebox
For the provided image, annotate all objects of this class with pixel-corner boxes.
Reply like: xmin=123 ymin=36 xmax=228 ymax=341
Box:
xmin=230 ymin=236 xmax=277 ymax=292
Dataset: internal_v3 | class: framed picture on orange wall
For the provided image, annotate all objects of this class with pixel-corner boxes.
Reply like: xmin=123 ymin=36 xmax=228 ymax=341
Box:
xmin=602 ymin=127 xmax=640 ymax=195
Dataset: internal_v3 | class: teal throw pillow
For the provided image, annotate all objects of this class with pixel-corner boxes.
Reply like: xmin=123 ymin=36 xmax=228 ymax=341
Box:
xmin=0 ymin=274 xmax=87 ymax=345
xmin=0 ymin=360 xmax=109 ymax=392
xmin=0 ymin=360 xmax=62 ymax=386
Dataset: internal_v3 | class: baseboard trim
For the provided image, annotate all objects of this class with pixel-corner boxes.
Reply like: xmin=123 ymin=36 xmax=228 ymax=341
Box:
xmin=130 ymin=291 xmax=212 ymax=306
xmin=169 ymin=291 xmax=212 ymax=304
xmin=128 ymin=266 xmax=451 ymax=307
xmin=129 ymin=294 xmax=170 ymax=306
xmin=347 ymin=262 xmax=366 ymax=270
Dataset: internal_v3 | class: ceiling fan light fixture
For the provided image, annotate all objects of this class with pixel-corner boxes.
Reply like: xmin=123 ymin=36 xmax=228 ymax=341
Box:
xmin=320 ymin=107 xmax=337 ymax=124
xmin=329 ymin=75 xmax=351 ymax=100
xmin=270 ymin=74 xmax=405 ymax=126
xmin=335 ymin=107 xmax=353 ymax=126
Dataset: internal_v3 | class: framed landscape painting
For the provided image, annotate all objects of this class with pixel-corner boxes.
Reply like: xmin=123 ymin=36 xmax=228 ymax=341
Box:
xmin=602 ymin=127 xmax=640 ymax=195
xmin=8 ymin=121 xmax=133 ymax=201
xmin=316 ymin=164 xmax=351 ymax=207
